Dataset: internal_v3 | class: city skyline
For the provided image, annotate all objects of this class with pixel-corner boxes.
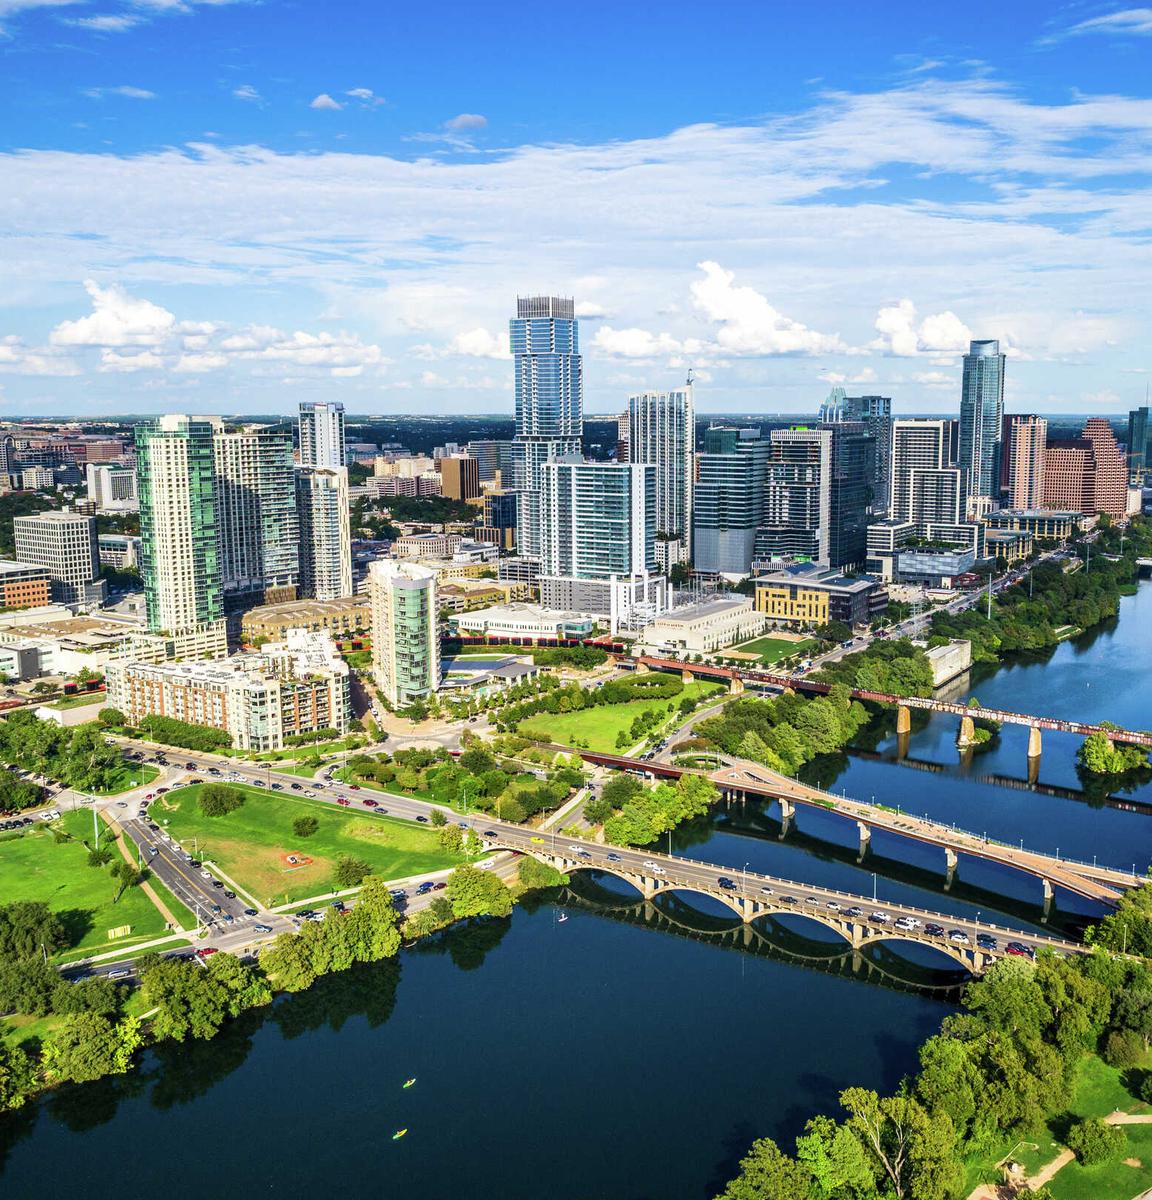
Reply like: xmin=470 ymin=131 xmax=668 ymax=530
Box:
xmin=0 ymin=2 xmax=1150 ymax=417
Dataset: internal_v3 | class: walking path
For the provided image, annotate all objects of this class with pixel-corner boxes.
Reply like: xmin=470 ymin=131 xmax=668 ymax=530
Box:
xmin=103 ymin=809 xmax=184 ymax=930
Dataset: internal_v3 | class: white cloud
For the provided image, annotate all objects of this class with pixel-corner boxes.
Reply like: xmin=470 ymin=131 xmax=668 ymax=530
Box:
xmin=309 ymin=93 xmax=343 ymax=111
xmin=690 ymin=261 xmax=847 ymax=356
xmin=51 ymin=280 xmax=175 ymax=347
xmin=69 ymin=14 xmax=142 ymax=31
xmin=346 ymin=87 xmax=385 ymax=107
xmin=83 ymin=85 xmax=157 ymax=100
xmin=99 ymin=349 xmax=165 ymax=373
xmin=1058 ymin=8 xmax=1152 ymax=38
xmin=448 ymin=328 xmax=509 ymax=359
xmin=574 ymin=301 xmax=608 ymax=318
xmin=444 ymin=113 xmax=487 ymax=131
xmin=870 ymin=299 xmax=974 ymax=357
xmin=0 ymin=336 xmax=81 ymax=376
xmin=593 ymin=326 xmax=687 ymax=359
xmin=232 ymin=84 xmax=261 ymax=102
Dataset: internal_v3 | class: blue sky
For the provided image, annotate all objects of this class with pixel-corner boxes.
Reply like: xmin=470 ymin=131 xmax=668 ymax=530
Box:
xmin=1 ymin=0 xmax=1150 ymax=416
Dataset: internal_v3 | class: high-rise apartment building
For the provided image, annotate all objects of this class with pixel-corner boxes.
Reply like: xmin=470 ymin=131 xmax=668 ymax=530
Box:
xmin=135 ymin=415 xmax=224 ymax=639
xmin=626 ymin=387 xmax=695 ymax=569
xmin=12 ymin=512 xmax=104 ymax=608
xmin=1042 ymin=418 xmax=1129 ymax=523
xmin=439 ymin=454 xmax=481 ymax=501
xmin=959 ymin=339 xmax=1005 ymax=504
xmin=539 ymin=460 xmax=665 ymax=630
xmin=693 ymin=427 xmax=769 ymax=577
xmin=1128 ymin=406 xmax=1150 ymax=485
xmin=511 ymin=296 xmax=583 ymax=558
xmin=296 ymin=467 xmax=352 ymax=601
xmin=369 ymin=559 xmax=440 ymax=707
xmin=298 ymin=402 xmax=346 ymax=469
xmin=889 ymin=419 xmax=953 ymax=521
xmin=214 ymin=429 xmax=299 ymax=609
xmin=1006 ymin=415 xmax=1047 ymax=510
xmin=819 ymin=389 xmax=892 ymax=517
xmin=465 ymin=439 xmax=519 ymax=485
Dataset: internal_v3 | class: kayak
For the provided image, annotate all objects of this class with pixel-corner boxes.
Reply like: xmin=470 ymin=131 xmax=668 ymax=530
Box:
xmin=403 ymin=1078 xmax=416 ymax=1089
xmin=393 ymin=1129 xmax=407 ymax=1141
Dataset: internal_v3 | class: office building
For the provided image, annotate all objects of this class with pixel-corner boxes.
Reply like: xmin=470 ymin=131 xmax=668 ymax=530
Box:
xmin=986 ymin=509 xmax=1087 ymax=541
xmin=820 ymin=389 xmax=892 ymax=516
xmin=626 ymin=387 xmax=695 ymax=569
xmin=439 ymin=454 xmax=481 ymax=501
xmin=958 ymin=339 xmax=1005 ymax=504
xmin=693 ymin=427 xmax=770 ymax=577
xmin=539 ymin=459 xmax=666 ymax=631
xmin=511 ymin=296 xmax=583 ymax=557
xmin=1006 ymin=415 xmax=1047 ymax=510
xmin=21 ymin=467 xmax=54 ymax=491
xmin=13 ymin=512 xmax=105 ymax=609
xmin=214 ymin=428 xmax=299 ymax=610
xmin=369 ymin=559 xmax=440 ymax=707
xmin=296 ymin=467 xmax=352 ymax=600
xmin=298 ymin=401 xmax=346 ymax=469
xmin=465 ymin=439 xmax=519 ymax=485
xmin=1127 ymin=406 xmax=1150 ymax=485
xmin=1043 ymin=418 xmax=1129 ymax=523
xmin=890 ymin=419 xmax=952 ymax=520
xmin=135 ymin=415 xmax=224 ymax=644
xmin=753 ymin=563 xmax=887 ymax=627
xmin=636 ymin=596 xmax=767 ymax=655
xmin=474 ymin=489 xmax=518 ymax=551
xmin=449 ymin=602 xmax=596 ymax=643
xmin=107 ymin=630 xmax=350 ymax=752
xmin=0 ymin=560 xmax=52 ymax=610
xmin=85 ymin=463 xmax=138 ymax=512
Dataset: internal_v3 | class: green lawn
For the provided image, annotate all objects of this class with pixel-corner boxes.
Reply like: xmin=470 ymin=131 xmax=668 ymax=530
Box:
xmin=275 ymin=762 xmax=326 ymax=779
xmin=1067 ymin=1053 xmax=1152 ymax=1120
xmin=49 ymin=693 xmax=107 ymax=711
xmin=343 ymin=649 xmax=372 ymax=668
xmin=516 ymin=681 xmax=723 ymax=752
xmin=723 ymin=635 xmax=817 ymax=664
xmin=2 ymin=988 xmax=152 ymax=1053
xmin=1049 ymin=1123 xmax=1152 ymax=1200
xmin=154 ymin=783 xmax=463 ymax=906
xmin=92 ymin=762 xmax=159 ymax=795
xmin=0 ymin=811 xmax=174 ymax=957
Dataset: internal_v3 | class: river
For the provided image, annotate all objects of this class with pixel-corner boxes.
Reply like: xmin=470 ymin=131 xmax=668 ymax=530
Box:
xmin=2 ymin=583 xmax=1150 ymax=1199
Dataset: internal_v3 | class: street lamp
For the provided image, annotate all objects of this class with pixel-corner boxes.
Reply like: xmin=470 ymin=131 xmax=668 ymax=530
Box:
xmin=742 ymin=861 xmax=749 ymax=893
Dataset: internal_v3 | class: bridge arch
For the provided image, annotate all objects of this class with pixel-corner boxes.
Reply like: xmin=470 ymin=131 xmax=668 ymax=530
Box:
xmin=854 ymin=931 xmax=975 ymax=972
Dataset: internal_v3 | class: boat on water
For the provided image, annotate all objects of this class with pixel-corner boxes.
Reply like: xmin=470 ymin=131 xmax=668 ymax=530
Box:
xmin=557 ymin=912 xmax=568 ymax=923
xmin=393 ymin=1129 xmax=408 ymax=1141
xmin=403 ymin=1078 xmax=416 ymax=1089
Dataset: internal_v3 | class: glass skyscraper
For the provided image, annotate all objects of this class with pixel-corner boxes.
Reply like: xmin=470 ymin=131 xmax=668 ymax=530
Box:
xmin=692 ymin=427 xmax=769 ymax=576
xmin=511 ymin=296 xmax=582 ymax=557
xmin=626 ymin=387 xmax=695 ymax=566
xmin=820 ymin=388 xmax=892 ymax=516
xmin=1128 ymin=406 xmax=1150 ymax=485
xmin=959 ymin=339 xmax=1005 ymax=503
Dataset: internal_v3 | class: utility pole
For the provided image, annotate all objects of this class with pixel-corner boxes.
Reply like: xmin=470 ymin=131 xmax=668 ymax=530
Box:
xmin=986 ymin=573 xmax=993 ymax=620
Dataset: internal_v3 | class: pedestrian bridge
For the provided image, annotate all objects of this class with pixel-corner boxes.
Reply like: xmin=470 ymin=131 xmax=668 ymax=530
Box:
xmin=481 ymin=825 xmax=1083 ymax=975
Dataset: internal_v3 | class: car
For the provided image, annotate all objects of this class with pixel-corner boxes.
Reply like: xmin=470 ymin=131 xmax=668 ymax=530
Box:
xmin=804 ymin=896 xmax=820 ymax=905
xmin=870 ymin=911 xmax=891 ymax=923
xmin=482 ymin=829 xmax=498 ymax=838
xmin=1005 ymin=942 xmax=1032 ymax=958
xmin=530 ymin=836 xmax=545 ymax=844
xmin=107 ymin=968 xmax=132 ymax=980
xmin=297 ymin=909 xmax=317 ymax=920
xmin=331 ymin=901 xmax=346 ymax=912
xmin=149 ymin=846 xmax=158 ymax=856
xmin=432 ymin=882 xmax=446 ymax=891
xmin=606 ymin=852 xmax=622 ymax=862
xmin=223 ymin=889 xmax=236 ymax=899
xmin=155 ymin=787 xmax=168 ymax=794
xmin=894 ymin=916 xmax=917 ymax=930
xmin=115 ymin=800 xmax=127 ymax=809
xmin=415 ymin=815 xmax=429 ymax=823
xmin=362 ymin=798 xmax=379 ymax=808
xmin=568 ymin=844 xmax=582 ymax=853
xmin=188 ymin=777 xmax=203 ymax=785
xmin=578 ymin=850 xmax=592 ymax=859
xmin=270 ymin=783 xmax=283 ymax=791
xmin=195 ymin=947 xmax=219 ymax=958
xmin=781 ymin=895 xmax=799 ymax=905
xmin=760 ymin=885 xmax=773 ymax=895
xmin=222 ymin=914 xmax=234 ymax=924
xmin=641 ymin=860 xmax=659 ymax=870
xmin=826 ymin=900 xmax=843 ymax=912
xmin=845 ymin=906 xmax=863 ymax=918
xmin=253 ymin=923 xmax=273 ymax=933
xmin=211 ymin=879 xmax=224 ymax=889
xmin=925 ymin=922 xmax=945 ymax=936
xmin=976 ymin=934 xmax=998 ymax=950
xmin=200 ymin=869 xmax=211 ymax=879
xmin=349 ymin=784 xmax=361 ymax=791
xmin=148 ymin=821 xmax=160 ymax=830
xmin=243 ymin=908 xmax=258 ymax=917
xmin=184 ymin=763 xmax=196 ymax=771
xmin=190 ymin=859 xmax=202 ymax=868
xmin=948 ymin=930 xmax=970 ymax=944
xmin=717 ymin=876 xmax=737 ymax=890
xmin=390 ymin=891 xmax=406 ymax=901
xmin=336 ymin=797 xmax=351 ymax=806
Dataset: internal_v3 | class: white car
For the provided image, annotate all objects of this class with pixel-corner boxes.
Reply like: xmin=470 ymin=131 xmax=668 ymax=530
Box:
xmin=870 ymin=911 xmax=891 ymax=923
xmin=567 ymin=844 xmax=582 ymax=853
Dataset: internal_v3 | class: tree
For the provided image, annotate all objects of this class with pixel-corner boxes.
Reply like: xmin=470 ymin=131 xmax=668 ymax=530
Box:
xmin=583 ymin=795 xmax=615 ymax=825
xmin=0 ymin=957 xmax=61 ymax=1016
xmin=0 ymin=901 xmax=66 ymax=960
xmin=334 ymin=856 xmax=373 ymax=888
xmin=41 ymin=1012 xmax=141 ymax=1083
xmin=714 ymin=1137 xmax=816 ymax=1200
xmin=293 ymin=815 xmax=319 ymax=838
xmin=97 ymin=707 xmax=125 ymax=729
xmin=445 ymin=864 xmax=513 ymax=919
xmin=430 ymin=808 xmax=448 ymax=827
xmin=140 ymin=957 xmax=230 ymax=1041
xmin=1065 ymin=1118 xmax=1125 ymax=1165
xmin=0 ymin=1038 xmax=35 ymax=1111
xmin=110 ymin=860 xmax=142 ymax=902
xmin=198 ymin=784 xmax=245 ymax=817
xmin=518 ymin=857 xmax=568 ymax=890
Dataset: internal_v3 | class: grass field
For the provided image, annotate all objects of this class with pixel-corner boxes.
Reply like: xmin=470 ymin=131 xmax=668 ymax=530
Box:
xmin=2 ymin=988 xmax=152 ymax=1053
xmin=1049 ymin=1123 xmax=1152 ymax=1199
xmin=0 ymin=810 xmax=172 ymax=957
xmin=154 ymin=783 xmax=462 ymax=905
xmin=93 ymin=762 xmax=159 ymax=795
xmin=724 ymin=635 xmax=817 ymax=664
xmin=516 ymin=681 xmax=723 ymax=752
xmin=49 ymin=693 xmax=107 ymax=711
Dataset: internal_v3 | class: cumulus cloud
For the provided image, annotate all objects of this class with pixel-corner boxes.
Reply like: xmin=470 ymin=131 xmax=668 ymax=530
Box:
xmin=0 ymin=336 xmax=81 ymax=377
xmin=69 ymin=15 xmax=142 ymax=31
xmin=444 ymin=113 xmax=487 ymax=131
xmin=870 ymin=299 xmax=973 ymax=357
xmin=593 ymin=326 xmax=689 ymax=359
xmin=51 ymin=280 xmax=175 ymax=347
xmin=690 ymin=261 xmax=847 ymax=356
xmin=448 ymin=328 xmax=509 ymax=359
xmin=574 ymin=301 xmax=609 ymax=318
xmin=309 ymin=93 xmax=343 ymax=111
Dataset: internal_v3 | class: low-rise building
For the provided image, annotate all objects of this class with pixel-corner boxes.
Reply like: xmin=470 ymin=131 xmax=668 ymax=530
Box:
xmin=921 ymin=639 xmax=972 ymax=687
xmin=637 ymin=596 xmax=767 ymax=654
xmin=984 ymin=509 xmax=1090 ymax=541
xmin=241 ymin=594 xmax=371 ymax=643
xmin=753 ymin=563 xmax=888 ymax=628
xmin=895 ymin=547 xmax=977 ymax=587
xmin=391 ymin=532 xmax=461 ymax=559
xmin=97 ymin=533 xmax=142 ymax=572
xmin=438 ymin=578 xmax=529 ymax=613
xmin=0 ymin=560 xmax=52 ymax=611
xmin=985 ymin=527 xmax=1034 ymax=564
xmin=106 ymin=630 xmax=350 ymax=751
xmin=448 ymin=603 xmax=597 ymax=642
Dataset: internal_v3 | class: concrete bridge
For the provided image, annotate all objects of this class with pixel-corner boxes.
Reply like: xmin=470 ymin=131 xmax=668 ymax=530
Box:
xmin=564 ymin=749 xmax=1141 ymax=911
xmin=632 ymin=654 xmax=1152 ymax=757
xmin=481 ymin=821 xmax=1084 ymax=975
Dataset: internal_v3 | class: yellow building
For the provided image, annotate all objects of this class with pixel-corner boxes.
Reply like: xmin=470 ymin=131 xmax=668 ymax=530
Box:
xmin=753 ymin=564 xmax=887 ymax=627
xmin=241 ymin=595 xmax=371 ymax=643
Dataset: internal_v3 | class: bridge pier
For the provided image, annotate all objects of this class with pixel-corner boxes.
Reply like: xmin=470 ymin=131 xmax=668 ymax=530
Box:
xmin=896 ymin=703 xmax=911 ymax=736
xmin=944 ymin=847 xmax=958 ymax=890
xmin=1042 ymin=877 xmax=1054 ymax=920
xmin=1028 ymin=725 xmax=1042 ymax=761
xmin=957 ymin=714 xmax=978 ymax=748
xmin=856 ymin=821 xmax=871 ymax=861
xmin=729 ymin=675 xmax=744 ymax=696
xmin=779 ymin=798 xmax=794 ymax=839
xmin=682 ymin=669 xmax=695 ymax=684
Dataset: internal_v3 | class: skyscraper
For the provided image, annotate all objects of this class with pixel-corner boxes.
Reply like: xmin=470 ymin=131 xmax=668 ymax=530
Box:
xmin=298 ymin=402 xmax=346 ymax=468
xmin=819 ymin=389 xmax=892 ymax=517
xmin=369 ymin=559 xmax=440 ymax=708
xmin=1041 ymin=420 xmax=1127 ymax=521
xmin=889 ymin=419 xmax=953 ymax=521
xmin=135 ymin=415 xmax=224 ymax=639
xmin=214 ymin=428 xmax=299 ymax=609
xmin=1006 ymin=415 xmax=1048 ymax=510
xmin=626 ymin=387 xmax=695 ymax=568
xmin=539 ymin=460 xmax=665 ymax=631
xmin=511 ymin=296 xmax=582 ymax=557
xmin=296 ymin=467 xmax=352 ymax=600
xmin=959 ymin=339 xmax=1005 ymax=504
xmin=1128 ymin=406 xmax=1150 ymax=486
xmin=13 ymin=512 xmax=104 ymax=608
xmin=692 ymin=427 xmax=769 ymax=576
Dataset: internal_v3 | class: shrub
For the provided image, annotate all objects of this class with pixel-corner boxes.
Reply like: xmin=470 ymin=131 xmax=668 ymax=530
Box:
xmin=198 ymin=784 xmax=244 ymax=818
xmin=292 ymin=816 xmax=318 ymax=838
xmin=1065 ymin=1118 xmax=1125 ymax=1165
xmin=1103 ymin=1028 xmax=1144 ymax=1069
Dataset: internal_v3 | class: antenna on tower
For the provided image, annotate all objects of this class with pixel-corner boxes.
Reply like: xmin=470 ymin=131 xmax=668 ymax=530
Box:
xmin=686 ymin=367 xmax=695 ymax=387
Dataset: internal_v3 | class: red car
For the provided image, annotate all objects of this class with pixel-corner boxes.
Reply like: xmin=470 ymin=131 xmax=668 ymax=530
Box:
xmin=349 ymin=784 xmax=361 ymax=791
xmin=336 ymin=797 xmax=351 ymax=806
xmin=195 ymin=947 xmax=219 ymax=958
xmin=362 ymin=798 xmax=379 ymax=808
